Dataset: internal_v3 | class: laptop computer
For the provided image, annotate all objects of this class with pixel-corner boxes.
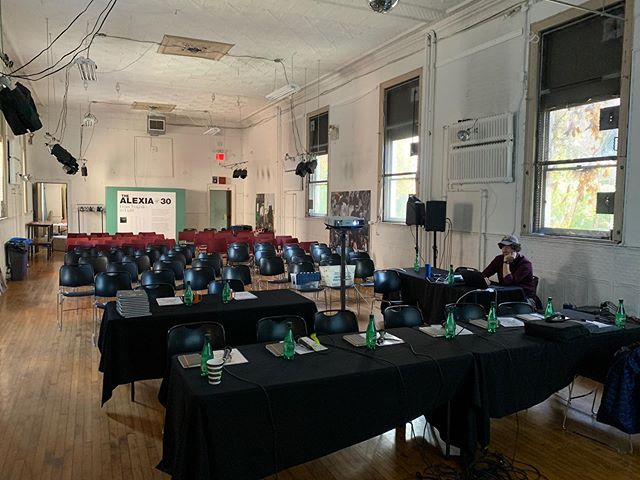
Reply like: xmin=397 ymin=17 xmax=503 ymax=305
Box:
xmin=459 ymin=270 xmax=489 ymax=289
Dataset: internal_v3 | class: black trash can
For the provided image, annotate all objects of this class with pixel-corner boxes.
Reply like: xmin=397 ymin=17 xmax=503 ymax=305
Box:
xmin=5 ymin=238 xmax=30 ymax=281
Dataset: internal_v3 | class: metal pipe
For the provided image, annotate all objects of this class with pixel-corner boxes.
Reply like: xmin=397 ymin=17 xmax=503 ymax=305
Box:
xmin=542 ymin=0 xmax=624 ymax=20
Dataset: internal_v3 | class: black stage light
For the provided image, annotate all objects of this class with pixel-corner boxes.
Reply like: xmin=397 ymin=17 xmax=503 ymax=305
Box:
xmin=239 ymin=169 xmax=247 ymax=179
xmin=295 ymin=161 xmax=307 ymax=177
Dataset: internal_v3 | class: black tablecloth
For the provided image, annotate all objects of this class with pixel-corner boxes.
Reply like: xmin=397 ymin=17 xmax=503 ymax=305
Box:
xmin=399 ymin=267 xmax=525 ymax=323
xmin=158 ymin=328 xmax=477 ymax=480
xmin=98 ymin=289 xmax=317 ymax=405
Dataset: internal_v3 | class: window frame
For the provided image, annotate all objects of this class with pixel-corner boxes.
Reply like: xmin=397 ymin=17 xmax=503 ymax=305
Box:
xmin=306 ymin=107 xmax=329 ymax=217
xmin=523 ymin=0 xmax=633 ymax=242
xmin=379 ymin=70 xmax=421 ymax=224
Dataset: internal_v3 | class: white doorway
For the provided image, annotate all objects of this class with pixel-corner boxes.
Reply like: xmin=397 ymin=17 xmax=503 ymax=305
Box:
xmin=208 ymin=184 xmax=235 ymax=230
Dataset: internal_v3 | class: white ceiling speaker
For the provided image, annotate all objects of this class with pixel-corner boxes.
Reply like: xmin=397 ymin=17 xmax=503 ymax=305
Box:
xmin=368 ymin=0 xmax=399 ymax=13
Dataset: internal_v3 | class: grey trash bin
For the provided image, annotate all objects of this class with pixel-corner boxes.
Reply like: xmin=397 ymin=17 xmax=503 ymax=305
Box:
xmin=5 ymin=239 xmax=30 ymax=280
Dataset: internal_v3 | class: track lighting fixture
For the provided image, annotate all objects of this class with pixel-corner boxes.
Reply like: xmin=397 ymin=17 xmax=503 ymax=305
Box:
xmin=232 ymin=168 xmax=247 ymax=179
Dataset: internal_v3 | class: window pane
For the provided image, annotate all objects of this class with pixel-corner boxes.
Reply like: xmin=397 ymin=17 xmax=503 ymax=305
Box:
xmin=310 ymin=154 xmax=328 ymax=182
xmin=309 ymin=182 xmax=328 ymax=216
xmin=383 ymin=174 xmax=416 ymax=222
xmin=548 ymin=99 xmax=620 ymax=161
xmin=385 ymin=136 xmax=418 ymax=174
xmin=542 ymin=161 xmax=616 ymax=232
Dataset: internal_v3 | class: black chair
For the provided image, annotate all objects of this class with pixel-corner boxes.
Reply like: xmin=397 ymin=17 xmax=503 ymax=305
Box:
xmin=289 ymin=261 xmax=315 ymax=277
xmin=181 ymin=244 xmax=197 ymax=264
xmin=227 ymin=243 xmax=251 ymax=265
xmin=196 ymin=252 xmax=223 ymax=276
xmin=121 ymin=245 xmax=136 ymax=256
xmin=183 ymin=267 xmax=217 ymax=291
xmin=107 ymin=261 xmax=138 ymax=283
xmin=258 ymin=257 xmax=288 ymax=289
xmin=93 ymin=272 xmax=132 ymax=344
xmin=290 ymin=254 xmax=314 ymax=265
xmin=142 ymin=283 xmax=175 ymax=302
xmin=79 ymin=255 xmax=108 ymax=274
xmin=154 ymin=321 xmax=227 ymax=404
xmin=314 ymin=309 xmax=359 ymax=335
xmin=497 ymin=301 xmax=534 ymax=316
xmin=310 ymin=243 xmax=328 ymax=258
xmin=154 ymin=259 xmax=185 ymax=283
xmin=319 ymin=253 xmax=341 ymax=266
xmin=254 ymin=248 xmax=277 ymax=270
xmin=348 ymin=251 xmax=370 ymax=264
xmin=192 ymin=258 xmax=222 ymax=277
xmin=208 ymin=279 xmax=244 ymax=295
xmin=163 ymin=251 xmax=187 ymax=267
xmin=445 ymin=303 xmax=485 ymax=322
xmin=283 ymin=247 xmax=305 ymax=264
xmin=63 ymin=251 xmax=80 ymax=265
xmin=373 ymin=269 xmax=403 ymax=311
xmin=256 ymin=315 xmax=308 ymax=342
xmin=312 ymin=247 xmax=331 ymax=264
xmin=98 ymin=249 xmax=124 ymax=263
xmin=134 ymin=254 xmax=152 ymax=274
xmin=222 ymin=265 xmax=252 ymax=286
xmin=57 ymin=264 xmax=95 ymax=331
xmin=335 ymin=245 xmax=354 ymax=258
xmin=140 ymin=269 xmax=176 ymax=289
xmin=254 ymin=242 xmax=276 ymax=253
xmin=145 ymin=247 xmax=163 ymax=264
xmin=148 ymin=244 xmax=169 ymax=255
xmin=383 ymin=305 xmax=424 ymax=329
xmin=74 ymin=246 xmax=97 ymax=257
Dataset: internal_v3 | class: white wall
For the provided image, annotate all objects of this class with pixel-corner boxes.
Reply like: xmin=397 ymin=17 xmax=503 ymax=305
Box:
xmin=242 ymin=0 xmax=640 ymax=315
xmin=28 ymin=104 xmax=245 ymax=235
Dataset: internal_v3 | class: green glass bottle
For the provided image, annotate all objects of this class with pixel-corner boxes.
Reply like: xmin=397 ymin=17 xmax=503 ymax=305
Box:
xmin=222 ymin=280 xmax=231 ymax=304
xmin=544 ymin=297 xmax=554 ymax=319
xmin=446 ymin=264 xmax=455 ymax=285
xmin=365 ymin=314 xmax=377 ymax=350
xmin=444 ymin=310 xmax=456 ymax=339
xmin=487 ymin=301 xmax=498 ymax=334
xmin=615 ymin=299 xmax=626 ymax=329
xmin=200 ymin=333 xmax=213 ymax=376
xmin=413 ymin=253 xmax=420 ymax=272
xmin=184 ymin=281 xmax=194 ymax=306
xmin=283 ymin=322 xmax=295 ymax=360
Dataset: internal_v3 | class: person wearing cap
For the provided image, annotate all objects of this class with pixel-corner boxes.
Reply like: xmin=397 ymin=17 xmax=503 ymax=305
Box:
xmin=482 ymin=235 xmax=539 ymax=306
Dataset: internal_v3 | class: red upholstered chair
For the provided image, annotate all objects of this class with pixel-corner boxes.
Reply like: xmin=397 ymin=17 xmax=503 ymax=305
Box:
xmin=276 ymin=236 xmax=293 ymax=248
xmin=299 ymin=241 xmax=315 ymax=253
xmin=179 ymin=230 xmax=197 ymax=242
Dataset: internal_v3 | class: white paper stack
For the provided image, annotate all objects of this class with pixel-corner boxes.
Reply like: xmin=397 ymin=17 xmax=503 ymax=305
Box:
xmin=116 ymin=290 xmax=152 ymax=318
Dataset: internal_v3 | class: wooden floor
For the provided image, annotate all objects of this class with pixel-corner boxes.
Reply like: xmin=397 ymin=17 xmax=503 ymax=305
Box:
xmin=0 ymin=252 xmax=638 ymax=479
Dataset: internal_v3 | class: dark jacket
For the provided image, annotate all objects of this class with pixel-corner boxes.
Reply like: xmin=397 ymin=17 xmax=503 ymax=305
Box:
xmin=482 ymin=253 xmax=536 ymax=298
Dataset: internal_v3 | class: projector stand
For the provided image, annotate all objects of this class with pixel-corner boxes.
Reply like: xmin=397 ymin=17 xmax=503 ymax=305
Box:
xmin=338 ymin=229 xmax=348 ymax=310
xmin=432 ymin=231 xmax=438 ymax=269
xmin=414 ymin=223 xmax=420 ymax=268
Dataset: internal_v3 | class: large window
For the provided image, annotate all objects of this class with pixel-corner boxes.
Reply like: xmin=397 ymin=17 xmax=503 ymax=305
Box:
xmin=530 ymin=2 xmax=628 ymax=239
xmin=381 ymin=75 xmax=419 ymax=222
xmin=307 ymin=110 xmax=328 ymax=216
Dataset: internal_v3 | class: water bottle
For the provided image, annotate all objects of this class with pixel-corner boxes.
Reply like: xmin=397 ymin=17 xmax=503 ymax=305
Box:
xmin=222 ymin=280 xmax=232 ymax=304
xmin=283 ymin=322 xmax=295 ymax=360
xmin=365 ymin=314 xmax=377 ymax=350
xmin=200 ymin=333 xmax=213 ymax=376
xmin=424 ymin=263 xmax=432 ymax=280
xmin=444 ymin=309 xmax=456 ymax=339
xmin=544 ymin=297 xmax=554 ymax=319
xmin=184 ymin=281 xmax=194 ymax=306
xmin=413 ymin=253 xmax=420 ymax=272
xmin=446 ymin=264 xmax=455 ymax=286
xmin=487 ymin=301 xmax=498 ymax=334
xmin=615 ymin=299 xmax=626 ymax=329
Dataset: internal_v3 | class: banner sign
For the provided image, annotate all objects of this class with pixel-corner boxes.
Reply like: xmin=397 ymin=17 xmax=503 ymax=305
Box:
xmin=117 ymin=190 xmax=176 ymax=238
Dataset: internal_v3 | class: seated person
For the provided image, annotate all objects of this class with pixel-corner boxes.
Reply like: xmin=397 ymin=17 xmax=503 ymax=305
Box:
xmin=482 ymin=235 xmax=540 ymax=307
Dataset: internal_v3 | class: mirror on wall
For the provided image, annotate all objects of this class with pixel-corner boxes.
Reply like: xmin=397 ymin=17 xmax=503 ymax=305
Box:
xmin=33 ymin=182 xmax=68 ymax=234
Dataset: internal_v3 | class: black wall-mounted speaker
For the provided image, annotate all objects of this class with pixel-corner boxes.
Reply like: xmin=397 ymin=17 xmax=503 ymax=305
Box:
xmin=425 ymin=201 xmax=446 ymax=232
xmin=405 ymin=195 xmax=425 ymax=226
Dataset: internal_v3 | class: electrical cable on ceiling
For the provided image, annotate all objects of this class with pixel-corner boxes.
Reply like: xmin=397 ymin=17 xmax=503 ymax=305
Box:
xmin=10 ymin=0 xmax=98 ymax=75
xmin=7 ymin=0 xmax=118 ymax=81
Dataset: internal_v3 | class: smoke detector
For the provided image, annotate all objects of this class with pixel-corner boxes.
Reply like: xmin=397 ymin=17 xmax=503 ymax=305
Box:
xmin=158 ymin=34 xmax=234 ymax=61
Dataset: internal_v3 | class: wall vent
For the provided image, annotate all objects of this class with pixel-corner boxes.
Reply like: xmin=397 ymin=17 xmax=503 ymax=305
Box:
xmin=447 ymin=113 xmax=514 ymax=185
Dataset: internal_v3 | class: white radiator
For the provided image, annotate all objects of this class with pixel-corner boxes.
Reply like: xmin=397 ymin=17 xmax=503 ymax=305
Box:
xmin=447 ymin=113 xmax=514 ymax=185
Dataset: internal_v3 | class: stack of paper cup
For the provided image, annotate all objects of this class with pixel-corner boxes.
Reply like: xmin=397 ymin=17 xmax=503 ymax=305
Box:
xmin=206 ymin=357 xmax=224 ymax=385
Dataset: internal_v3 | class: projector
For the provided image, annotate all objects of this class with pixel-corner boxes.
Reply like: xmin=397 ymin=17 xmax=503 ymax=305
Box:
xmin=324 ymin=216 xmax=366 ymax=229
